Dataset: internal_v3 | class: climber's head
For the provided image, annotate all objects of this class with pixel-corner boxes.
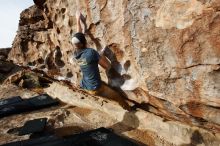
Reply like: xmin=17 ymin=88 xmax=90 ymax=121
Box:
xmin=72 ymin=32 xmax=87 ymax=50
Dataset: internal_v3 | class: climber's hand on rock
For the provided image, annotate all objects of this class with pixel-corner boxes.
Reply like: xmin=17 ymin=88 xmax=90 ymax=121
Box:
xmin=75 ymin=10 xmax=81 ymax=21
xmin=80 ymin=13 xmax=87 ymax=24
xmin=76 ymin=11 xmax=86 ymax=23
xmin=106 ymin=67 xmax=125 ymax=87
xmin=107 ymin=67 xmax=121 ymax=79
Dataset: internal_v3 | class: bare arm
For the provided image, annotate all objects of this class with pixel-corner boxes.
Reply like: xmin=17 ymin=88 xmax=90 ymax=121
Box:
xmin=98 ymin=46 xmax=111 ymax=70
xmin=76 ymin=11 xmax=82 ymax=33
xmin=99 ymin=55 xmax=111 ymax=71
xmin=99 ymin=54 xmax=121 ymax=80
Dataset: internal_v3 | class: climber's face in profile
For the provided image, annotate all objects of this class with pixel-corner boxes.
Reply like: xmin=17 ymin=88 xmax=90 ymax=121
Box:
xmin=74 ymin=42 xmax=84 ymax=50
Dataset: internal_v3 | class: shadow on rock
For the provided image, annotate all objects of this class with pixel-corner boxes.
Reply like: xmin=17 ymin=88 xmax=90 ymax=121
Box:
xmin=180 ymin=130 xmax=204 ymax=146
xmin=109 ymin=110 xmax=148 ymax=146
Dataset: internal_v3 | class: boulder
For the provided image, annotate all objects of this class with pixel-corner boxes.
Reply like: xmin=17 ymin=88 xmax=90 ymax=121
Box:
xmin=6 ymin=0 xmax=220 ymax=144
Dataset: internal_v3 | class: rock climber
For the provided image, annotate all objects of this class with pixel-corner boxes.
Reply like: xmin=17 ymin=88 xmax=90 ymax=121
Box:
xmin=72 ymin=11 xmax=110 ymax=94
xmin=70 ymin=11 xmax=130 ymax=110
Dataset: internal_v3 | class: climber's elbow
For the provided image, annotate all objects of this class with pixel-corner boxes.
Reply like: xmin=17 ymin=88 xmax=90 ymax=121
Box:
xmin=98 ymin=56 xmax=111 ymax=71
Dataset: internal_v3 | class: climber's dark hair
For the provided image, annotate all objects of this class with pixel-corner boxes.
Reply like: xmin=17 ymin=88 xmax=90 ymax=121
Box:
xmin=72 ymin=32 xmax=87 ymax=45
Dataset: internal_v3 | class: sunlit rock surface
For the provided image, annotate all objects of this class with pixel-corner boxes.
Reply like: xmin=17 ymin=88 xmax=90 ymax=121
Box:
xmin=4 ymin=0 xmax=220 ymax=145
xmin=0 ymin=81 xmax=220 ymax=146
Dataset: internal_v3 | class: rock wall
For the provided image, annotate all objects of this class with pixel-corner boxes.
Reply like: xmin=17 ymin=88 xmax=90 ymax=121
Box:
xmin=0 ymin=48 xmax=11 ymax=61
xmin=8 ymin=0 xmax=220 ymax=136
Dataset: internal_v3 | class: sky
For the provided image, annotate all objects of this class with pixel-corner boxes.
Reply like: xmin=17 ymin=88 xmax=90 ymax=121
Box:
xmin=0 ymin=0 xmax=34 ymax=48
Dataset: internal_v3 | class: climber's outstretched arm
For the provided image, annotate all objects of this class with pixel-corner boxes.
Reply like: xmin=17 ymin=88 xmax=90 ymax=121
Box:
xmin=76 ymin=10 xmax=87 ymax=33
xmin=99 ymin=55 xmax=111 ymax=71
xmin=98 ymin=46 xmax=111 ymax=71
xmin=76 ymin=11 xmax=82 ymax=33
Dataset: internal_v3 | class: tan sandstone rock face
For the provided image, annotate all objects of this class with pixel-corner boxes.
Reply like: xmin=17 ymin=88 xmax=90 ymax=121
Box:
xmin=7 ymin=0 xmax=220 ymax=144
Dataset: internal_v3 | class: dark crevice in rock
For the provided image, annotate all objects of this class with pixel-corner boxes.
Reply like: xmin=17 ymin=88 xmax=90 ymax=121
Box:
xmin=124 ymin=60 xmax=131 ymax=71
xmin=45 ymin=52 xmax=56 ymax=70
xmin=27 ymin=61 xmax=37 ymax=67
xmin=33 ymin=0 xmax=46 ymax=8
xmin=47 ymin=19 xmax=54 ymax=29
xmin=178 ymin=63 xmax=220 ymax=69
xmin=20 ymin=40 xmax=29 ymax=53
xmin=56 ymin=27 xmax=60 ymax=34
xmin=0 ymin=48 xmax=11 ymax=61
xmin=37 ymin=58 xmax=44 ymax=64
xmin=68 ymin=17 xmax=74 ymax=27
xmin=20 ymin=16 xmax=45 ymax=26
xmin=190 ymin=130 xmax=204 ymax=146
xmin=54 ymin=46 xmax=65 ymax=68
xmin=11 ymin=72 xmax=53 ymax=89
xmin=61 ymin=8 xmax=66 ymax=14
xmin=66 ymin=72 xmax=73 ymax=78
